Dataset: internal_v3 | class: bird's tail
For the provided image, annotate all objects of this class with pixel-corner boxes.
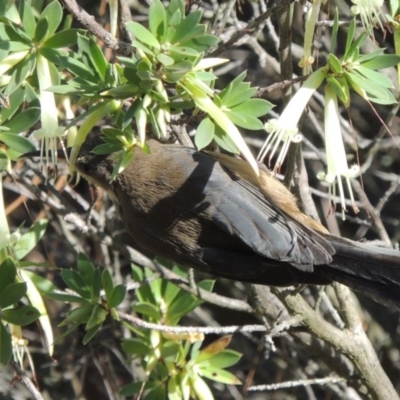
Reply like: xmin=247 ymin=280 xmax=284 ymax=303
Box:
xmin=316 ymin=236 xmax=400 ymax=310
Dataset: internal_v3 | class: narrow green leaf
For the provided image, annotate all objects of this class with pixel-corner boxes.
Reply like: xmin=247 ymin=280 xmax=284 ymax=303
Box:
xmin=0 ymin=41 xmax=30 ymax=51
xmin=86 ymin=36 xmax=108 ymax=80
xmin=199 ymin=367 xmax=241 ymax=384
xmin=179 ymin=34 xmax=218 ymax=53
xmin=14 ymin=220 xmax=48 ymax=260
xmin=3 ymin=107 xmax=40 ymax=133
xmin=102 ymin=269 xmax=114 ymax=299
xmin=0 ymin=87 xmax=24 ymax=122
xmin=331 ymin=8 xmax=339 ymax=53
xmin=20 ymin=0 xmax=36 ymax=39
xmin=2 ymin=305 xmax=40 ymax=326
xmin=360 ymin=54 xmax=400 ymax=70
xmin=0 ymin=132 xmax=35 ymax=155
xmin=149 ymin=0 xmax=167 ymax=41
xmin=83 ymin=323 xmax=101 ymax=344
xmin=355 ymin=66 xmax=394 ymax=88
xmin=58 ymin=304 xmax=93 ymax=326
xmin=328 ymin=53 xmax=343 ymax=74
xmin=43 ymin=28 xmax=81 ymax=48
xmin=197 ymin=349 xmax=242 ymax=369
xmin=357 ymin=48 xmax=386 ymax=63
xmin=230 ymin=98 xmax=273 ymax=117
xmin=122 ymin=338 xmax=150 ymax=357
xmin=47 ymin=292 xmax=90 ymax=303
xmin=59 ymin=56 xmax=97 ymax=82
xmin=171 ymin=11 xmax=202 ymax=44
xmin=40 ymin=0 xmax=63 ymax=37
xmin=34 ymin=17 xmax=49 ymax=44
xmin=126 ymin=22 xmax=160 ymax=49
xmin=0 ymin=282 xmax=27 ymax=308
xmin=107 ymin=284 xmax=126 ymax=308
xmin=133 ymin=302 xmax=161 ymax=321
xmin=344 ymin=18 xmax=356 ymax=59
xmin=0 ymin=259 xmax=17 ymax=296
xmin=61 ymin=269 xmax=91 ymax=298
xmin=0 ymin=323 xmax=12 ymax=364
xmin=225 ymin=110 xmax=264 ymax=130
xmin=195 ymin=118 xmax=214 ymax=150
xmin=86 ymin=304 xmax=107 ymax=330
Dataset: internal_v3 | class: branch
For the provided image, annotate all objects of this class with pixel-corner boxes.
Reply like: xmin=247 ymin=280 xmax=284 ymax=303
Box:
xmin=60 ymin=0 xmax=132 ymax=55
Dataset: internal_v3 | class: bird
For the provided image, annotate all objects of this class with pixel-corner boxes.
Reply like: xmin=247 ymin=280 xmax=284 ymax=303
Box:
xmin=73 ymin=136 xmax=400 ymax=310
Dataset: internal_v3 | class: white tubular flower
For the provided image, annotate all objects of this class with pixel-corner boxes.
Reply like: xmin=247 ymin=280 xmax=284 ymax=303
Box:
xmin=317 ymin=85 xmax=360 ymax=220
xmin=33 ymin=54 xmax=65 ymax=178
xmin=258 ymin=68 xmax=326 ymax=171
xmin=351 ymin=0 xmax=385 ymax=32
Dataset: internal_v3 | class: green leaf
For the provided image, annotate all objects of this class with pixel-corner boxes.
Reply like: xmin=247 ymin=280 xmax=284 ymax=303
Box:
xmin=14 ymin=220 xmax=48 ymax=260
xmin=20 ymin=0 xmax=36 ymax=39
xmin=47 ymin=292 xmax=90 ymax=303
xmin=100 ymin=84 xmax=140 ymax=99
xmin=149 ymin=0 xmax=167 ymax=41
xmin=43 ymin=29 xmax=81 ymax=48
xmin=326 ymin=76 xmax=349 ymax=106
xmin=344 ymin=18 xmax=356 ymax=59
xmin=3 ymin=107 xmax=40 ymax=133
xmin=133 ymin=302 xmax=161 ymax=321
xmin=58 ymin=304 xmax=93 ymax=327
xmin=126 ymin=22 xmax=160 ymax=49
xmin=22 ymin=270 xmax=55 ymax=295
xmin=346 ymin=71 xmax=397 ymax=104
xmin=102 ymin=269 xmax=114 ymax=299
xmin=122 ymin=338 xmax=150 ymax=357
xmin=157 ymin=53 xmax=174 ymax=66
xmin=92 ymin=268 xmax=102 ymax=299
xmin=0 ymin=132 xmax=35 ymax=155
xmin=225 ymin=110 xmax=264 ymax=130
xmin=197 ymin=349 xmax=242 ymax=369
xmin=213 ymin=125 xmax=239 ymax=154
xmin=59 ymin=56 xmax=97 ymax=83
xmin=40 ymin=0 xmax=63 ymax=37
xmin=0 ymin=41 xmax=30 ymax=51
xmin=195 ymin=118 xmax=214 ymax=150
xmin=77 ymin=35 xmax=108 ymax=81
xmin=171 ymin=11 xmax=202 ymax=44
xmin=328 ymin=53 xmax=343 ymax=74
xmin=232 ymin=98 xmax=272 ymax=117
xmin=83 ymin=323 xmax=101 ymax=344
xmin=0 ymin=87 xmax=24 ymax=122
xmin=86 ymin=304 xmax=108 ymax=330
xmin=167 ymin=292 xmax=201 ymax=323
xmin=107 ymin=284 xmax=126 ymax=308
xmin=2 ymin=305 xmax=40 ymax=326
xmin=179 ymin=34 xmax=218 ymax=53
xmin=34 ymin=17 xmax=49 ymax=44
xmin=360 ymin=54 xmax=400 ymax=70
xmin=77 ymin=253 xmax=95 ymax=287
xmin=199 ymin=367 xmax=241 ymax=384
xmin=0 ymin=323 xmax=12 ymax=365
xmin=354 ymin=66 xmax=394 ymax=88
xmin=330 ymin=9 xmax=339 ymax=53
xmin=61 ymin=269 xmax=91 ymax=298
xmin=5 ymin=52 xmax=35 ymax=95
xmin=357 ymin=48 xmax=386 ymax=63
xmin=0 ymin=259 xmax=17 ymax=297
xmin=120 ymin=381 xmax=148 ymax=396
xmin=0 ymin=282 xmax=27 ymax=308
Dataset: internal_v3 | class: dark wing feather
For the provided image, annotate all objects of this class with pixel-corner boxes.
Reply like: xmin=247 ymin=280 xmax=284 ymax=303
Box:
xmin=176 ymin=149 xmax=334 ymax=270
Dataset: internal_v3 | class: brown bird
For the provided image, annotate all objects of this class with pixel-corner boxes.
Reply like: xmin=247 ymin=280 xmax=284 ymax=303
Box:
xmin=74 ymin=136 xmax=400 ymax=310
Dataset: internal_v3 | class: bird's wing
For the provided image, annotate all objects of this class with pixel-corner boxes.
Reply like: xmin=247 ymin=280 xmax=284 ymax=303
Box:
xmin=173 ymin=148 xmax=335 ymax=271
